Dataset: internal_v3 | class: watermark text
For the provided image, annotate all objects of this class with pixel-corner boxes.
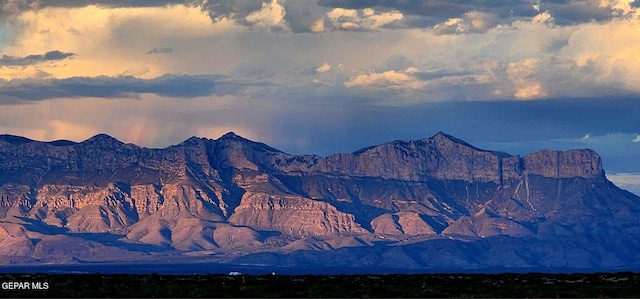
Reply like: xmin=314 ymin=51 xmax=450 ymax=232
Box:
xmin=2 ymin=281 xmax=49 ymax=290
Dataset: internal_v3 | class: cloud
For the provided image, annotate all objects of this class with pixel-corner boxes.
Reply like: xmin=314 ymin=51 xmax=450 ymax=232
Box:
xmin=510 ymin=84 xmax=545 ymax=99
xmin=311 ymin=78 xmax=332 ymax=86
xmin=244 ymin=0 xmax=288 ymax=31
xmin=318 ymin=0 xmax=637 ymax=33
xmin=344 ymin=69 xmax=427 ymax=90
xmin=309 ymin=17 xmax=325 ymax=32
xmin=0 ymin=74 xmax=229 ymax=101
xmin=432 ymin=11 xmax=499 ymax=35
xmin=606 ymin=172 xmax=640 ymax=195
xmin=315 ymin=62 xmax=331 ymax=73
xmin=195 ymin=0 xmax=404 ymax=32
xmin=281 ymin=0 xmax=327 ymax=33
xmin=1 ymin=0 xmax=37 ymax=19
xmin=3 ymin=0 xmax=638 ymax=35
xmin=446 ymin=15 xmax=640 ymax=101
xmin=1 ymin=0 xmax=188 ymax=20
xmin=146 ymin=47 xmax=174 ymax=54
xmin=6 ymin=0 xmax=627 ymax=36
xmin=634 ymin=135 xmax=640 ymax=143
xmin=1 ymin=4 xmax=236 ymax=80
xmin=540 ymin=0 xmax=621 ymax=25
xmin=0 ymin=50 xmax=75 ymax=66
xmin=343 ymin=66 xmax=487 ymax=99
xmin=607 ymin=173 xmax=640 ymax=185
xmin=4 ymin=0 xmax=185 ymax=10
xmin=0 ymin=6 xmax=637 ymax=117
xmin=326 ymin=7 xmax=403 ymax=31
xmin=317 ymin=0 xmax=537 ymax=28
xmin=197 ymin=0 xmax=328 ymax=32
xmin=196 ymin=0 xmax=264 ymax=25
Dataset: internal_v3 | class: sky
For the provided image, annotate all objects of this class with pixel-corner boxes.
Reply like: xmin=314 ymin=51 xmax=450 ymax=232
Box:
xmin=0 ymin=0 xmax=639 ymax=194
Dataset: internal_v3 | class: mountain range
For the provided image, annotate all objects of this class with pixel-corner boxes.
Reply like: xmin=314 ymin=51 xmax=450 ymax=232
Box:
xmin=1 ymin=132 xmax=639 ymax=271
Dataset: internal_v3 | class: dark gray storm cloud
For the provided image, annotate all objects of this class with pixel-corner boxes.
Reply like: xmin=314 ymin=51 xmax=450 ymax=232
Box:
xmin=539 ymin=0 xmax=617 ymax=25
xmin=0 ymin=74 xmax=227 ymax=101
xmin=410 ymin=70 xmax=474 ymax=81
xmin=146 ymin=47 xmax=174 ymax=54
xmin=318 ymin=0 xmax=624 ymax=31
xmin=192 ymin=0 xmax=263 ymax=26
xmin=1 ymin=0 xmax=186 ymax=19
xmin=318 ymin=0 xmax=539 ymax=18
xmin=2 ymin=0 xmax=627 ymax=33
xmin=0 ymin=50 xmax=75 ymax=66
xmin=282 ymin=0 xmax=328 ymax=33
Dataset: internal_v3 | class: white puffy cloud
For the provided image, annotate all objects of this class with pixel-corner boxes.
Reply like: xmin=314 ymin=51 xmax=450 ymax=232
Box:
xmin=326 ymin=7 xmax=403 ymax=31
xmin=531 ymin=11 xmax=554 ymax=24
xmin=344 ymin=69 xmax=426 ymax=90
xmin=315 ymin=62 xmax=331 ymax=73
xmin=633 ymin=135 xmax=640 ymax=143
xmin=326 ymin=7 xmax=358 ymax=20
xmin=245 ymin=0 xmax=288 ymax=31
xmin=432 ymin=11 xmax=499 ymax=35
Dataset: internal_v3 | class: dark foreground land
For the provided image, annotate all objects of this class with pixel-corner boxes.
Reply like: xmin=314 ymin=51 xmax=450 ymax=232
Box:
xmin=1 ymin=272 xmax=639 ymax=298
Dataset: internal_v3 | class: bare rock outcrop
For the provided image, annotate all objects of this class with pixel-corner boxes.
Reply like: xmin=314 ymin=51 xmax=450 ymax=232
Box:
xmin=522 ymin=149 xmax=604 ymax=179
xmin=0 ymin=223 xmax=34 ymax=256
xmin=229 ymin=191 xmax=369 ymax=237
xmin=371 ymin=212 xmax=436 ymax=237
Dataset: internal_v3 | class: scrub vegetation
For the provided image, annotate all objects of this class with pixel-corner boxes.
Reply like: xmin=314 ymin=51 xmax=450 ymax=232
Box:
xmin=1 ymin=272 xmax=638 ymax=298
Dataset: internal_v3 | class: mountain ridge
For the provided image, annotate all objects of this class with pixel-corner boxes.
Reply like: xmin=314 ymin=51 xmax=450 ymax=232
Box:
xmin=0 ymin=131 xmax=605 ymax=171
xmin=0 ymin=131 xmax=637 ymax=270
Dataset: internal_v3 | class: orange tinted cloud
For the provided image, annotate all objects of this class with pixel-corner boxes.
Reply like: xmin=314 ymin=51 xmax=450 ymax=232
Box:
xmin=3 ymin=4 xmax=235 ymax=80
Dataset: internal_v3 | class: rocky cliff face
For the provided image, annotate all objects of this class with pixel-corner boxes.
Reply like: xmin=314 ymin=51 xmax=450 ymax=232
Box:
xmin=0 ymin=132 xmax=637 ymax=270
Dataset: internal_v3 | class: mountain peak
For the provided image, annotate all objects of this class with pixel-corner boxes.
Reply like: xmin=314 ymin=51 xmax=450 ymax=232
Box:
xmin=431 ymin=131 xmax=478 ymax=149
xmin=183 ymin=136 xmax=206 ymax=143
xmin=83 ymin=134 xmax=124 ymax=145
xmin=430 ymin=132 xmax=510 ymax=158
xmin=431 ymin=131 xmax=469 ymax=144
xmin=215 ymin=132 xmax=283 ymax=155
xmin=433 ymin=131 xmax=451 ymax=138
xmin=216 ymin=131 xmax=252 ymax=145
xmin=219 ymin=132 xmax=241 ymax=140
